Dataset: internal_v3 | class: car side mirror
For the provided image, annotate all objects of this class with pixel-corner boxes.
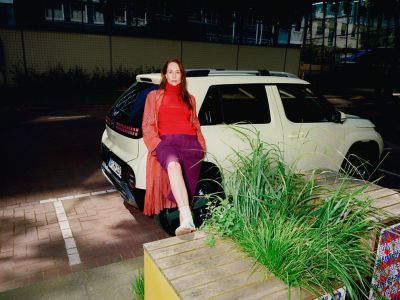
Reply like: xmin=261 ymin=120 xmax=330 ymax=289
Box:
xmin=340 ymin=111 xmax=347 ymax=123
xmin=332 ymin=110 xmax=346 ymax=123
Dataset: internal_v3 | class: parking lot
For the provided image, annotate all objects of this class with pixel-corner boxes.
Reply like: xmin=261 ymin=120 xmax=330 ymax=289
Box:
xmin=0 ymin=104 xmax=169 ymax=292
xmin=0 ymin=92 xmax=399 ymax=292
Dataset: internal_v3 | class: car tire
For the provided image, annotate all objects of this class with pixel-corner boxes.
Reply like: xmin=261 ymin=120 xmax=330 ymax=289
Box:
xmin=155 ymin=207 xmax=179 ymax=236
xmin=341 ymin=143 xmax=379 ymax=181
xmin=192 ymin=163 xmax=224 ymax=227
xmin=156 ymin=162 xmax=224 ymax=236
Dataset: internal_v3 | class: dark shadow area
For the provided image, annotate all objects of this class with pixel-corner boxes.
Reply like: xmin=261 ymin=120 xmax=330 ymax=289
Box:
xmin=0 ymin=104 xmax=113 ymax=200
xmin=323 ymin=91 xmax=400 ymax=190
xmin=304 ymin=48 xmax=400 ymax=97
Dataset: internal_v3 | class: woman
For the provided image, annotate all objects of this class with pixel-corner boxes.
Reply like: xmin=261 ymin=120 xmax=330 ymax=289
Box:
xmin=142 ymin=58 xmax=206 ymax=236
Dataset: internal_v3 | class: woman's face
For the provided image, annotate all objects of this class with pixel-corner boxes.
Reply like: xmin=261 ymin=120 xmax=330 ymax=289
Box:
xmin=165 ymin=62 xmax=182 ymax=86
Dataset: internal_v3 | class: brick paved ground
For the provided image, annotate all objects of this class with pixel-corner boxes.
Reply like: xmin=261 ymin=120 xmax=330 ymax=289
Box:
xmin=0 ymin=192 xmax=169 ymax=292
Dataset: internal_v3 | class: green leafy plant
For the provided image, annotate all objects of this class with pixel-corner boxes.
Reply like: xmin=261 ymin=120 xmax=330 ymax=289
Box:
xmin=205 ymin=233 xmax=216 ymax=247
xmin=203 ymin=126 xmax=387 ymax=299
xmin=132 ymin=269 xmax=144 ymax=300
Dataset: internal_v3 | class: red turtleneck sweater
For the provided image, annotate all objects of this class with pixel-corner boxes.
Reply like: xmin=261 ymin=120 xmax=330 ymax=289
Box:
xmin=158 ymin=82 xmax=196 ymax=136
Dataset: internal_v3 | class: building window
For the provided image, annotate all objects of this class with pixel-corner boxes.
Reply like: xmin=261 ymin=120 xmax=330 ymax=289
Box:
xmin=316 ymin=22 xmax=324 ymax=35
xmin=340 ymin=23 xmax=347 ymax=35
xmin=0 ymin=1 xmax=16 ymax=26
xmin=114 ymin=6 xmax=127 ymax=25
xmin=328 ymin=31 xmax=334 ymax=46
xmin=294 ymin=19 xmax=302 ymax=32
xmin=70 ymin=2 xmax=88 ymax=23
xmin=45 ymin=3 xmax=65 ymax=22
xmin=350 ymin=24 xmax=356 ymax=37
xmin=132 ymin=13 xmax=147 ymax=27
xmin=93 ymin=7 xmax=104 ymax=24
xmin=131 ymin=5 xmax=147 ymax=27
xmin=90 ymin=0 xmax=104 ymax=25
xmin=278 ymin=28 xmax=290 ymax=45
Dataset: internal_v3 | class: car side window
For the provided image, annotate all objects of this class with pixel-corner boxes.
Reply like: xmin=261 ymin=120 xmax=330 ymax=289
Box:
xmin=198 ymin=86 xmax=223 ymax=125
xmin=278 ymin=84 xmax=333 ymax=123
xmin=220 ymin=84 xmax=270 ymax=124
xmin=199 ymin=84 xmax=270 ymax=125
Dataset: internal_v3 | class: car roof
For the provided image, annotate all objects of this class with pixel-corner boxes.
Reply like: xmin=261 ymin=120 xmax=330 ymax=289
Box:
xmin=136 ymin=71 xmax=307 ymax=85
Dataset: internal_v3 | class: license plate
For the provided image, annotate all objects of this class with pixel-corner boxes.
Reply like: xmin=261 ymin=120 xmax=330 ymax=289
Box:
xmin=108 ymin=158 xmax=122 ymax=178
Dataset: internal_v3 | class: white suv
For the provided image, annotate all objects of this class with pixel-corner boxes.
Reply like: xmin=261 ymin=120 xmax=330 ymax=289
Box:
xmin=101 ymin=69 xmax=383 ymax=234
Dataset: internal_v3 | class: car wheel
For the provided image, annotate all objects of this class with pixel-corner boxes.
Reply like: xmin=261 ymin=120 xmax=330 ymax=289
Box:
xmin=156 ymin=162 xmax=224 ymax=235
xmin=341 ymin=145 xmax=379 ymax=180
xmin=155 ymin=207 xmax=179 ymax=236
xmin=192 ymin=170 xmax=224 ymax=228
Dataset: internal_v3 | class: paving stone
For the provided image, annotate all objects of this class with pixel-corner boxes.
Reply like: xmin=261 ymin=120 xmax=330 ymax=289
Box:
xmin=67 ymin=248 xmax=78 ymax=255
xmin=58 ymin=221 xmax=70 ymax=231
xmin=56 ymin=213 xmax=67 ymax=222
xmin=0 ymin=193 xmax=165 ymax=293
xmin=37 ymin=228 xmax=50 ymax=240
xmin=64 ymin=238 xmax=76 ymax=250
xmin=68 ymin=253 xmax=81 ymax=266
xmin=53 ymin=202 xmax=63 ymax=208
xmin=61 ymin=228 xmax=73 ymax=239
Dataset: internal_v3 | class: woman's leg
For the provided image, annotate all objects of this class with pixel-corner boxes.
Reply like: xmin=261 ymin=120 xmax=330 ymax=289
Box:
xmin=180 ymin=140 xmax=203 ymax=202
xmin=167 ymin=161 xmax=194 ymax=227
xmin=156 ymin=135 xmax=198 ymax=235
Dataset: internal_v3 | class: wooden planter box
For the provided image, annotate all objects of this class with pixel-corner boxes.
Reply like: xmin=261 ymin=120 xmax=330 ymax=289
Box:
xmin=143 ymin=175 xmax=400 ymax=299
xmin=144 ymin=231 xmax=317 ymax=299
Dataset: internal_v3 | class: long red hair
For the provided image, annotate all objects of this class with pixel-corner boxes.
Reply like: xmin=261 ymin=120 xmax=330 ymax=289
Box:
xmin=160 ymin=58 xmax=192 ymax=110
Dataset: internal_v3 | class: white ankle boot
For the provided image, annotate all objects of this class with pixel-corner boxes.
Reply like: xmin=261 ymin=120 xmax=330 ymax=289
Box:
xmin=175 ymin=206 xmax=196 ymax=236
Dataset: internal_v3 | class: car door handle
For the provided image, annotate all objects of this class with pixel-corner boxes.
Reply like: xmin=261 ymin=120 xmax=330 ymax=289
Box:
xmin=288 ymin=132 xmax=306 ymax=139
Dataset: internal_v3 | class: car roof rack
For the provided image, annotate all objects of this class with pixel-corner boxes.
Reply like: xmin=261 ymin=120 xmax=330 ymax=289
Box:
xmin=185 ymin=69 xmax=270 ymax=77
xmin=150 ymin=69 xmax=273 ymax=77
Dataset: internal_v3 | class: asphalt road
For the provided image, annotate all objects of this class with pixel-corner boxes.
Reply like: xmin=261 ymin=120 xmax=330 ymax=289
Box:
xmin=0 ymin=104 xmax=112 ymax=202
xmin=0 ymin=93 xmax=398 ymax=206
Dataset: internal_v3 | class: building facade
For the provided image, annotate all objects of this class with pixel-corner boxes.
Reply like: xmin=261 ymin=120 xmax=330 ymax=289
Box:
xmin=303 ymin=1 xmax=399 ymax=71
xmin=0 ymin=0 xmax=398 ymax=85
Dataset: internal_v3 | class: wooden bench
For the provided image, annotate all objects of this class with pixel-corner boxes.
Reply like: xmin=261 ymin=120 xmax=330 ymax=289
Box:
xmin=143 ymin=174 xmax=400 ymax=299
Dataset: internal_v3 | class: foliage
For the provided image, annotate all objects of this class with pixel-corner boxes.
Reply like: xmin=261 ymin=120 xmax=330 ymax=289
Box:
xmin=132 ymin=269 xmax=144 ymax=300
xmin=205 ymin=233 xmax=216 ymax=247
xmin=202 ymin=126 xmax=387 ymax=299
xmin=10 ymin=63 xmax=157 ymax=94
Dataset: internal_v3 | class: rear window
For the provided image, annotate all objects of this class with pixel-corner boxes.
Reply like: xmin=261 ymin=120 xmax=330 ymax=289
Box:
xmin=106 ymin=82 xmax=158 ymax=138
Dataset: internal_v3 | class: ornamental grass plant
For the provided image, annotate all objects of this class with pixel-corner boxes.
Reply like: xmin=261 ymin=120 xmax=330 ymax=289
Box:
xmin=202 ymin=127 xmax=388 ymax=299
xmin=132 ymin=269 xmax=144 ymax=300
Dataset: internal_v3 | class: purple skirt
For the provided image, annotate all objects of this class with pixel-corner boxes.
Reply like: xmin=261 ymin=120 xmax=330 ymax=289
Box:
xmin=156 ymin=134 xmax=203 ymax=203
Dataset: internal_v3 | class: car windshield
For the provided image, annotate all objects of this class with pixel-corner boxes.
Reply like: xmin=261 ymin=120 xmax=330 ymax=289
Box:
xmin=107 ymin=81 xmax=158 ymax=138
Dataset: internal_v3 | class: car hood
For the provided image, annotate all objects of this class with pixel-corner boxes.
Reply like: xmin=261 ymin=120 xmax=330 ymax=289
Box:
xmin=345 ymin=114 xmax=376 ymax=128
